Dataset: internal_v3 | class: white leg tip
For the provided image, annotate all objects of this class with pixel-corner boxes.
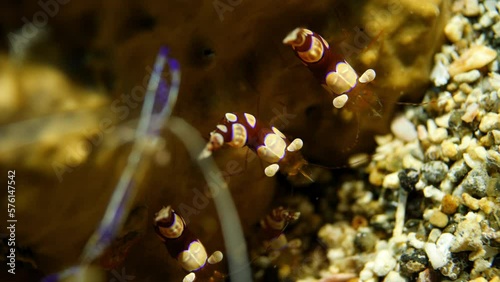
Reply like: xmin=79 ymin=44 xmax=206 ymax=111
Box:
xmin=359 ymin=69 xmax=376 ymax=83
xmin=183 ymin=273 xmax=196 ymax=282
xmin=264 ymin=164 xmax=280 ymax=177
xmin=287 ymin=138 xmax=303 ymax=152
xmin=198 ymin=146 xmax=212 ymax=159
xmin=283 ymin=28 xmax=302 ymax=45
xmin=208 ymin=251 xmax=223 ymax=264
xmin=333 ymin=94 xmax=349 ymax=109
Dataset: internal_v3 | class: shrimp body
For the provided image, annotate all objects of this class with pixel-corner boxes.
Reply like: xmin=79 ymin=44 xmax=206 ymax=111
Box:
xmin=200 ymin=112 xmax=308 ymax=178
xmin=261 ymin=206 xmax=300 ymax=241
xmin=259 ymin=207 xmax=302 ymax=257
xmin=154 ymin=206 xmax=224 ymax=282
xmin=283 ymin=28 xmax=376 ymax=109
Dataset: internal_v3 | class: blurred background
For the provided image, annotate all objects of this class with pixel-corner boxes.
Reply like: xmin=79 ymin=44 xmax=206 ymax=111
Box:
xmin=0 ymin=0 xmax=449 ymax=281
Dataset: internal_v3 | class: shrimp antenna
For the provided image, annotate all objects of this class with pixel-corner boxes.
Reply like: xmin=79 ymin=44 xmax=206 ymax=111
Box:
xmin=298 ymin=167 xmax=314 ymax=183
xmin=395 ymin=100 xmax=439 ymax=106
xmin=306 ymin=153 xmax=371 ymax=171
xmin=337 ymin=112 xmax=361 ymax=154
